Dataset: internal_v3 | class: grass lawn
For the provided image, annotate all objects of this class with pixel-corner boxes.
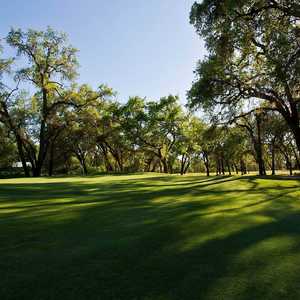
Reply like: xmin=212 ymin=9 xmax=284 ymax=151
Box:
xmin=0 ymin=174 xmax=300 ymax=300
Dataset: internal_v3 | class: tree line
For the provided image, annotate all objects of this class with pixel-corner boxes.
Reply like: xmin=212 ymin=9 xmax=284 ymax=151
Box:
xmin=0 ymin=0 xmax=299 ymax=177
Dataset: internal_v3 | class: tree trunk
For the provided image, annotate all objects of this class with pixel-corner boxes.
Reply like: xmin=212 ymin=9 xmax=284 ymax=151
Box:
xmin=240 ymin=159 xmax=246 ymax=175
xmin=255 ymin=114 xmax=266 ymax=176
xmin=48 ymin=143 xmax=55 ymax=176
xmin=145 ymin=157 xmax=154 ymax=172
xmin=82 ymin=158 xmax=88 ymax=175
xmin=271 ymin=141 xmax=276 ymax=175
xmin=227 ymin=161 xmax=231 ymax=175
xmin=75 ymin=149 xmax=88 ymax=175
xmin=292 ymin=147 xmax=300 ymax=170
xmin=99 ymin=144 xmax=113 ymax=172
xmin=161 ymin=158 xmax=169 ymax=173
xmin=184 ymin=161 xmax=190 ymax=174
xmin=233 ymin=163 xmax=239 ymax=174
xmin=289 ymin=120 xmax=300 ymax=156
xmin=221 ymin=158 xmax=225 ymax=175
xmin=34 ymin=87 xmax=48 ymax=177
xmin=285 ymin=155 xmax=293 ymax=176
xmin=180 ymin=155 xmax=185 ymax=175
xmin=202 ymin=152 xmax=210 ymax=176
xmin=15 ymin=134 xmax=30 ymax=177
xmin=216 ymin=158 xmax=220 ymax=176
xmin=180 ymin=154 xmax=187 ymax=175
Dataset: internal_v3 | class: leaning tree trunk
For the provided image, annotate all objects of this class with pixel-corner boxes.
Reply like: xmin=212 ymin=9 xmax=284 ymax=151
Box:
xmin=180 ymin=153 xmax=188 ymax=175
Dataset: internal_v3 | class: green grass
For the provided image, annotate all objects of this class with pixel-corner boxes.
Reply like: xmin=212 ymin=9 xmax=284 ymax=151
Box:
xmin=0 ymin=174 xmax=300 ymax=300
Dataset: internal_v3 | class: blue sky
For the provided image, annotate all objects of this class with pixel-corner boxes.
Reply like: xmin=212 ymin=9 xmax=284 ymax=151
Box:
xmin=1 ymin=0 xmax=205 ymax=103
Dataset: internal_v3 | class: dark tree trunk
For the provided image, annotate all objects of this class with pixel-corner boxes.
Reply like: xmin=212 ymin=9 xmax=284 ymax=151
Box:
xmin=285 ymin=155 xmax=293 ymax=176
xmin=82 ymin=158 xmax=88 ymax=175
xmin=180 ymin=155 xmax=185 ymax=175
xmin=168 ymin=160 xmax=174 ymax=174
xmin=240 ymin=159 xmax=247 ymax=175
xmin=202 ymin=152 xmax=210 ymax=176
xmin=292 ymin=147 xmax=300 ymax=170
xmin=233 ymin=163 xmax=239 ymax=174
xmin=180 ymin=154 xmax=189 ymax=175
xmin=221 ymin=158 xmax=225 ymax=175
xmin=161 ymin=158 xmax=169 ymax=173
xmin=289 ymin=120 xmax=300 ymax=156
xmin=184 ymin=161 xmax=190 ymax=174
xmin=271 ymin=141 xmax=276 ymax=175
xmin=99 ymin=144 xmax=114 ymax=172
xmin=145 ymin=157 xmax=154 ymax=172
xmin=227 ymin=161 xmax=231 ymax=175
xmin=1 ymin=102 xmax=31 ymax=176
xmin=48 ymin=143 xmax=55 ymax=176
xmin=216 ymin=158 xmax=220 ymax=176
xmin=289 ymin=163 xmax=293 ymax=176
xmin=34 ymin=87 xmax=49 ymax=177
xmin=115 ymin=155 xmax=123 ymax=172
xmin=255 ymin=114 xmax=266 ymax=176
xmin=63 ymin=152 xmax=70 ymax=174
xmin=15 ymin=134 xmax=30 ymax=177
xmin=75 ymin=149 xmax=88 ymax=175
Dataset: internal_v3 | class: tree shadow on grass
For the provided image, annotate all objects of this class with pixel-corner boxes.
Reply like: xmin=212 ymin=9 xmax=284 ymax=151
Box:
xmin=0 ymin=175 xmax=300 ymax=299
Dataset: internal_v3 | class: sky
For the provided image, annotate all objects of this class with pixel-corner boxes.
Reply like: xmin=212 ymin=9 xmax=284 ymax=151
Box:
xmin=1 ymin=0 xmax=206 ymax=103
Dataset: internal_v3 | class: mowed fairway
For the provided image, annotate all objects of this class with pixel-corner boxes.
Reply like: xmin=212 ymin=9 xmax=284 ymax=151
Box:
xmin=1 ymin=174 xmax=300 ymax=300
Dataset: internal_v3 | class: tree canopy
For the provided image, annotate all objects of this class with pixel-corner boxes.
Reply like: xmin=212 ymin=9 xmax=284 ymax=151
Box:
xmin=0 ymin=22 xmax=299 ymax=177
xmin=188 ymin=0 xmax=300 ymax=151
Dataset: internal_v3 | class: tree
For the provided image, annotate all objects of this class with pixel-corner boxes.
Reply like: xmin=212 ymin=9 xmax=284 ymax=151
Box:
xmin=175 ymin=115 xmax=204 ymax=175
xmin=233 ymin=110 xmax=267 ymax=175
xmin=62 ymin=85 xmax=114 ymax=175
xmin=122 ymin=95 xmax=183 ymax=173
xmin=3 ymin=27 xmax=78 ymax=176
xmin=188 ymin=0 xmax=300 ymax=153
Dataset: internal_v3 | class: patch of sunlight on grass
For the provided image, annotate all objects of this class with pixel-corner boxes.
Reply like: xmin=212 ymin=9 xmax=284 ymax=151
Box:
xmin=179 ymin=215 xmax=274 ymax=252
xmin=237 ymin=235 xmax=299 ymax=262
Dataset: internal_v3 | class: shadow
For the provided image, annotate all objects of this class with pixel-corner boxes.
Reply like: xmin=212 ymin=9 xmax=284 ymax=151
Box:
xmin=0 ymin=175 xmax=300 ymax=299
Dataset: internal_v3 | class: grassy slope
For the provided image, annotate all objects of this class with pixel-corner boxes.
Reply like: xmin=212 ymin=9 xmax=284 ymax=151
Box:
xmin=0 ymin=174 xmax=300 ymax=300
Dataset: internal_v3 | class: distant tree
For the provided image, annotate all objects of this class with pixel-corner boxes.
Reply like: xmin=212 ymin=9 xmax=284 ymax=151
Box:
xmin=62 ymin=85 xmax=114 ymax=175
xmin=175 ymin=115 xmax=204 ymax=175
xmin=122 ymin=95 xmax=183 ymax=173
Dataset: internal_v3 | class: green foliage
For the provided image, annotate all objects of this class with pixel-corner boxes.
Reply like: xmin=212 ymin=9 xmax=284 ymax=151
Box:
xmin=7 ymin=27 xmax=78 ymax=86
xmin=1 ymin=25 xmax=299 ymax=177
xmin=188 ymin=0 xmax=300 ymax=152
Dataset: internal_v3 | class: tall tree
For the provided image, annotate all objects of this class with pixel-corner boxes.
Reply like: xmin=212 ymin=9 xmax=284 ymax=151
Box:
xmin=4 ymin=28 xmax=78 ymax=176
xmin=188 ymin=0 xmax=300 ymax=153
